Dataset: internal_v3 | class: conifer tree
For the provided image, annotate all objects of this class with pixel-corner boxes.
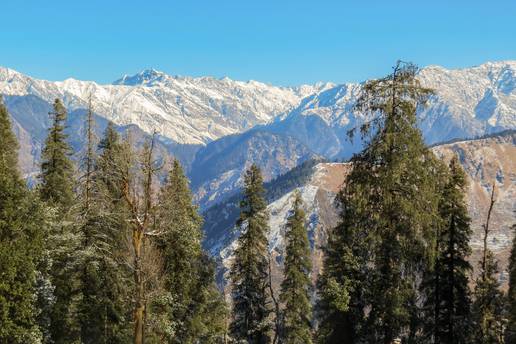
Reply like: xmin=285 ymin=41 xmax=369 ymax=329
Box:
xmin=78 ymin=119 xmax=132 ymax=343
xmin=230 ymin=164 xmax=271 ymax=343
xmin=318 ymin=62 xmax=442 ymax=344
xmin=280 ymin=192 xmax=313 ymax=344
xmin=95 ymin=123 xmax=134 ymax=341
xmin=507 ymin=224 xmax=516 ymax=344
xmin=39 ymin=98 xmax=75 ymax=208
xmin=422 ymin=156 xmax=473 ymax=344
xmin=38 ymin=99 xmax=81 ymax=343
xmin=151 ymin=159 xmax=227 ymax=343
xmin=0 ymin=99 xmax=46 ymax=343
xmin=472 ymin=185 xmax=506 ymax=344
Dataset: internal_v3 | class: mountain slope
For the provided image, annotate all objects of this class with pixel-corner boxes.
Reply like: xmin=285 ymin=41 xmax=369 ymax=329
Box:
xmin=190 ymin=130 xmax=319 ymax=209
xmin=206 ymin=131 xmax=516 ymax=290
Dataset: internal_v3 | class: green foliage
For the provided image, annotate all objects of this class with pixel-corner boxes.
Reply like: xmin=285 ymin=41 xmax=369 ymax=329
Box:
xmin=36 ymin=99 xmax=81 ymax=343
xmin=318 ymin=62 xmax=442 ymax=343
xmin=152 ymin=159 xmax=227 ymax=343
xmin=0 ymin=99 xmax=46 ymax=343
xmin=280 ymin=192 xmax=313 ymax=344
xmin=39 ymin=98 xmax=75 ymax=209
xmin=422 ymin=156 xmax=473 ymax=344
xmin=77 ymin=122 xmax=132 ymax=344
xmin=230 ymin=164 xmax=271 ymax=343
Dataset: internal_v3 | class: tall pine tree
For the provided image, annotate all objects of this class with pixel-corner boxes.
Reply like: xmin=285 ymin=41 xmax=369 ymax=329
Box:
xmin=422 ymin=156 xmax=473 ymax=344
xmin=280 ymin=191 xmax=313 ymax=344
xmin=39 ymin=99 xmax=81 ymax=343
xmin=78 ymin=119 xmax=132 ymax=343
xmin=230 ymin=164 xmax=271 ymax=344
xmin=39 ymin=98 xmax=75 ymax=208
xmin=507 ymin=224 xmax=516 ymax=344
xmin=0 ymin=99 xmax=46 ymax=343
xmin=151 ymin=159 xmax=226 ymax=343
xmin=318 ymin=62 xmax=442 ymax=343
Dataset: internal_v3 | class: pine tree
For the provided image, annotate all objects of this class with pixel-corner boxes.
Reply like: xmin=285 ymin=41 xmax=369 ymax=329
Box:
xmin=39 ymin=98 xmax=75 ymax=208
xmin=150 ymin=159 xmax=227 ymax=343
xmin=507 ymin=224 xmax=516 ymax=344
xmin=38 ymin=99 xmax=81 ymax=343
xmin=317 ymin=62 xmax=442 ymax=343
xmin=230 ymin=164 xmax=272 ymax=344
xmin=0 ymin=99 xmax=45 ymax=343
xmin=280 ymin=192 xmax=313 ymax=344
xmin=78 ymin=118 xmax=132 ymax=343
xmin=422 ymin=156 xmax=473 ymax=344
xmin=93 ymin=123 xmax=133 ymax=342
xmin=472 ymin=185 xmax=506 ymax=344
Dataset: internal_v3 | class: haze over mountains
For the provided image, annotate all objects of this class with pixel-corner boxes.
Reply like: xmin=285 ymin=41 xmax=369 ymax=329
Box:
xmin=1 ymin=61 xmax=515 ymax=208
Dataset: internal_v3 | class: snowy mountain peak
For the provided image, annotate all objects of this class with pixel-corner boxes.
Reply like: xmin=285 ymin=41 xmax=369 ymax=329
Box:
xmin=113 ymin=68 xmax=169 ymax=86
xmin=0 ymin=61 xmax=515 ymax=148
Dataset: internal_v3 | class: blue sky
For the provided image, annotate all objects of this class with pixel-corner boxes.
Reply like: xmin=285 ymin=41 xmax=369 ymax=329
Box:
xmin=2 ymin=0 xmax=515 ymax=86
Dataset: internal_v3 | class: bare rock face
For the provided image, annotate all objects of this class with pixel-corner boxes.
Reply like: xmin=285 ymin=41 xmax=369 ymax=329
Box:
xmin=212 ymin=131 xmax=515 ymax=292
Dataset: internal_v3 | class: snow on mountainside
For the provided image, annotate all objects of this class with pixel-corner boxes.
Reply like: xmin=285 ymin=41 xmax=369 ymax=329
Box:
xmin=208 ymin=131 xmax=516 ymax=292
xmin=270 ymin=60 xmax=516 ymax=159
xmin=189 ymin=61 xmax=516 ymax=209
xmin=1 ymin=61 xmax=515 ymax=208
xmin=0 ymin=66 xmax=331 ymax=145
xmin=1 ymin=61 xmax=514 ymax=150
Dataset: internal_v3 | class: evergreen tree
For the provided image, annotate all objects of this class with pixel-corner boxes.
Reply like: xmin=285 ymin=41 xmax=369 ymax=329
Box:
xmin=280 ymin=192 xmax=313 ymax=344
xmin=151 ymin=159 xmax=227 ymax=343
xmin=0 ymin=99 xmax=45 ymax=343
xmin=38 ymin=99 xmax=80 ymax=343
xmin=472 ymin=185 xmax=506 ymax=344
xmin=422 ymin=156 xmax=473 ymax=344
xmin=230 ymin=164 xmax=272 ymax=343
xmin=317 ymin=62 xmax=442 ymax=343
xmin=507 ymin=224 xmax=516 ymax=344
xmin=39 ymin=98 xmax=75 ymax=208
xmin=78 ymin=120 xmax=132 ymax=343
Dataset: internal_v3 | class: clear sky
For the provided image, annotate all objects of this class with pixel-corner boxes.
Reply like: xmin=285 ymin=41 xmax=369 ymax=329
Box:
xmin=2 ymin=0 xmax=515 ymax=86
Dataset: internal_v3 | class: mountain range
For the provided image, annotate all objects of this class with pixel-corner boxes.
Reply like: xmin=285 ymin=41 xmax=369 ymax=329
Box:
xmin=1 ymin=61 xmax=515 ymax=208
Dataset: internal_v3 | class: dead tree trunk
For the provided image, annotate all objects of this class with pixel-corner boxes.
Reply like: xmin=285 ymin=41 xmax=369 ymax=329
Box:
xmin=481 ymin=183 xmax=496 ymax=281
xmin=123 ymin=132 xmax=158 ymax=344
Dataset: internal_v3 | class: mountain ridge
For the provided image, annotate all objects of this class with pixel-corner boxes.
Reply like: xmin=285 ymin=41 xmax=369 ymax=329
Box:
xmin=1 ymin=61 xmax=515 ymax=208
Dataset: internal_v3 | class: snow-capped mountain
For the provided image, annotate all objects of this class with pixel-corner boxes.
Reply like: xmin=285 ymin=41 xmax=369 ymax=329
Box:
xmin=1 ymin=61 xmax=515 ymax=207
xmin=264 ymin=60 xmax=516 ymax=158
xmin=0 ymin=66 xmax=331 ymax=145
xmin=1 ymin=61 xmax=514 ymax=150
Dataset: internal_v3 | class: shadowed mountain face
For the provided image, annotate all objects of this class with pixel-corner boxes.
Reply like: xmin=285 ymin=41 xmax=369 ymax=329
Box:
xmin=190 ymin=130 xmax=319 ymax=210
xmin=204 ymin=131 xmax=516 ymax=292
